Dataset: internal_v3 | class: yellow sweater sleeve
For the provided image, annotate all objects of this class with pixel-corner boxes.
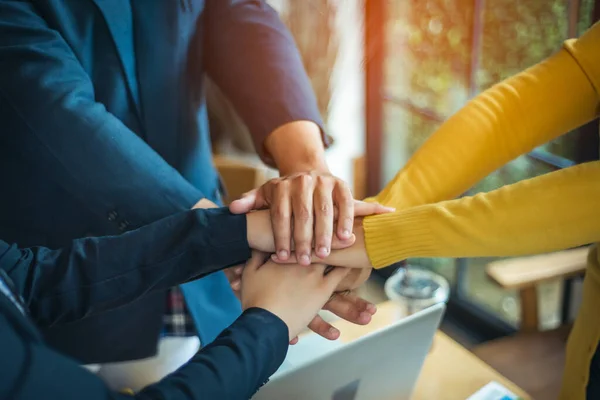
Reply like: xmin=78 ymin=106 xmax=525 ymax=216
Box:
xmin=365 ymin=161 xmax=600 ymax=268
xmin=364 ymin=22 xmax=600 ymax=269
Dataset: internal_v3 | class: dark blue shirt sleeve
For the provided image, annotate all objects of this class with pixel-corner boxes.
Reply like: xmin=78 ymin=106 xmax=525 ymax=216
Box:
xmin=1 ymin=307 xmax=289 ymax=400
xmin=0 ymin=206 xmax=290 ymax=400
xmin=203 ymin=0 xmax=329 ymax=164
xmin=0 ymin=208 xmax=250 ymax=327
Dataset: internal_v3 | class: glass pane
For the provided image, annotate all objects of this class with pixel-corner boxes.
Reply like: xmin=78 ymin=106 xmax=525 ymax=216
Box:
xmin=460 ymin=156 xmax=563 ymax=328
xmin=467 ymin=154 xmax=558 ymax=194
xmin=385 ymin=0 xmax=474 ymax=118
xmin=539 ymin=129 xmax=582 ymax=162
xmin=578 ymin=0 xmax=596 ymax=36
xmin=476 ymin=0 xmax=569 ymax=92
xmin=408 ymin=257 xmax=457 ymax=286
xmin=382 ymin=104 xmax=439 ymax=185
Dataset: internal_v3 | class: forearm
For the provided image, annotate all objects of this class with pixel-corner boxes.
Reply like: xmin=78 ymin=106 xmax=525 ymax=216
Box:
xmin=204 ymin=0 xmax=328 ymax=167
xmin=5 ymin=309 xmax=287 ymax=400
xmin=365 ymin=161 xmax=600 ymax=268
xmin=137 ymin=308 xmax=288 ymax=400
xmin=370 ymin=31 xmax=600 ymax=210
xmin=2 ymin=209 xmax=250 ymax=326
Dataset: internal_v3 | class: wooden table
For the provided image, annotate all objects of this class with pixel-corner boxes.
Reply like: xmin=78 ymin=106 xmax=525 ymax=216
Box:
xmin=329 ymin=301 xmax=531 ymax=400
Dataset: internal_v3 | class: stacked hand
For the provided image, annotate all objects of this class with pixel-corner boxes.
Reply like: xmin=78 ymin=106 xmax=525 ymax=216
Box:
xmin=241 ymin=251 xmax=351 ymax=341
xmin=229 ymin=172 xmax=390 ymax=342
xmin=271 ymin=218 xmax=372 ymax=270
xmin=194 ymin=171 xmax=388 ymax=342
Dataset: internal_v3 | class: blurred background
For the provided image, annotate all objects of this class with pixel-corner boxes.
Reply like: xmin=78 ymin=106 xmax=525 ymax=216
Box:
xmin=211 ymin=0 xmax=600 ymax=344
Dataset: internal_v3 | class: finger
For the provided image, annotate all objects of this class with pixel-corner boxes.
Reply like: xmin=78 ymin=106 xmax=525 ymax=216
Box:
xmin=231 ymin=265 xmax=243 ymax=276
xmin=228 ymin=189 xmax=258 ymax=214
xmin=229 ymin=182 xmax=273 ymax=214
xmin=271 ymin=241 xmax=357 ymax=266
xmin=323 ymin=292 xmax=375 ymax=325
xmin=330 ymin=231 xmax=356 ymax=250
xmin=353 ymin=200 xmax=395 ymax=217
xmin=271 ymin=180 xmax=292 ymax=261
xmin=307 ymin=314 xmax=340 ymax=340
xmin=230 ymin=279 xmax=241 ymax=291
xmin=289 ymin=336 xmax=299 ymax=345
xmin=313 ymin=177 xmax=335 ymax=259
xmin=333 ymin=182 xmax=354 ymax=240
xmin=292 ymin=175 xmax=314 ymax=266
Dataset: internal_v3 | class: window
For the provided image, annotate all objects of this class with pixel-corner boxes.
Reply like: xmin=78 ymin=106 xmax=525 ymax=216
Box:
xmin=366 ymin=0 xmax=598 ymax=338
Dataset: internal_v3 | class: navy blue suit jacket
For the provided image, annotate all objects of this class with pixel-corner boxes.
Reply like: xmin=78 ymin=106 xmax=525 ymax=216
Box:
xmin=0 ymin=0 xmax=322 ymax=363
xmin=0 ymin=208 xmax=289 ymax=400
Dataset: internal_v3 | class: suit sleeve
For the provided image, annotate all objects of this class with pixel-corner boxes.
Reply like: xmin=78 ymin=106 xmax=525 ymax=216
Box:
xmin=3 ymin=308 xmax=288 ymax=400
xmin=0 ymin=208 xmax=250 ymax=327
xmin=0 ymin=1 xmax=205 ymax=229
xmin=203 ymin=0 xmax=328 ymax=163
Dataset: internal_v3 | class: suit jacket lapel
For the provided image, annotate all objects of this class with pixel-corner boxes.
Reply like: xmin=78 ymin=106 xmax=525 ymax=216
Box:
xmin=91 ymin=0 xmax=142 ymax=118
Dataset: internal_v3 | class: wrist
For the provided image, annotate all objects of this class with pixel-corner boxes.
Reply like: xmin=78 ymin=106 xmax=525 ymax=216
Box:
xmin=246 ymin=210 xmax=275 ymax=252
xmin=264 ymin=121 xmax=329 ymax=175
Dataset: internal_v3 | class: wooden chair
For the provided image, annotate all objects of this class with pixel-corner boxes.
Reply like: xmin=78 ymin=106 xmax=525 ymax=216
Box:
xmin=472 ymin=247 xmax=590 ymax=400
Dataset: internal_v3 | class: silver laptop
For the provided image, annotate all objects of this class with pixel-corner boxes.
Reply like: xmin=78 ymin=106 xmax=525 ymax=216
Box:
xmin=253 ymin=302 xmax=445 ymax=400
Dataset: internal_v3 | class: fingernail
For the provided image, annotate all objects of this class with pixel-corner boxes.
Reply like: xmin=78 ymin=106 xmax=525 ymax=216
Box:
xmin=300 ymin=254 xmax=310 ymax=265
xmin=359 ymin=312 xmax=371 ymax=322
xmin=329 ymin=327 xmax=339 ymax=335
xmin=384 ymin=206 xmax=396 ymax=212
xmin=342 ymin=229 xmax=351 ymax=238
xmin=278 ymin=250 xmax=288 ymax=259
xmin=271 ymin=254 xmax=279 ymax=261
xmin=318 ymin=247 xmax=329 ymax=257
xmin=367 ymin=303 xmax=377 ymax=314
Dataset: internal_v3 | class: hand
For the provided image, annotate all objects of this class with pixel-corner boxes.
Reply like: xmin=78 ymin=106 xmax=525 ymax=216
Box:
xmin=271 ymin=218 xmax=371 ymax=269
xmin=231 ymin=173 xmax=393 ymax=265
xmin=241 ymin=251 xmax=350 ymax=341
xmin=245 ymin=209 xmax=356 ymax=253
xmin=223 ymin=265 xmax=244 ymax=299
xmin=304 ymin=291 xmax=377 ymax=341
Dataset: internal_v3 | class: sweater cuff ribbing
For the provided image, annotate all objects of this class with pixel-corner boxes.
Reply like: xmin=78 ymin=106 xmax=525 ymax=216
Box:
xmin=363 ymin=206 xmax=436 ymax=269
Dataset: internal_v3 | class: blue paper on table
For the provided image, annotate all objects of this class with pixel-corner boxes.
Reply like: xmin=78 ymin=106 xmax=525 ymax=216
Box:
xmin=466 ymin=381 xmax=522 ymax=400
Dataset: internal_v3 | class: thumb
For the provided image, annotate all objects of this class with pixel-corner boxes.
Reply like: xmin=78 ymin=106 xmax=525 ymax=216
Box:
xmin=353 ymin=200 xmax=395 ymax=217
xmin=229 ymin=189 xmax=261 ymax=214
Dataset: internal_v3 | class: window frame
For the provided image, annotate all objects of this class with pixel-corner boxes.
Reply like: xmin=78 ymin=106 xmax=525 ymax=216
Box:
xmin=365 ymin=0 xmax=600 ymax=340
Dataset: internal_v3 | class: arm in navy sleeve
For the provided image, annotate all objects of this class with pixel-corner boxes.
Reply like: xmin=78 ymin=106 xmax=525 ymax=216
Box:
xmin=203 ymin=0 xmax=328 ymax=162
xmin=136 ymin=308 xmax=288 ymax=400
xmin=0 ymin=1 xmax=203 ymax=228
xmin=0 ymin=208 xmax=250 ymax=327
xmin=3 ymin=307 xmax=288 ymax=400
xmin=0 ymin=207 xmax=290 ymax=400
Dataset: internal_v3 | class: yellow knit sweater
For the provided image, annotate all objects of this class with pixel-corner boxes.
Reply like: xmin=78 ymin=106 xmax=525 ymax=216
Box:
xmin=364 ymin=21 xmax=600 ymax=270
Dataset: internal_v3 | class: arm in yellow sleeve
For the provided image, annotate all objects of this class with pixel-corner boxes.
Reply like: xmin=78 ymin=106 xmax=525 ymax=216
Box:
xmin=369 ymin=23 xmax=600 ymax=210
xmin=364 ymin=161 xmax=600 ymax=268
